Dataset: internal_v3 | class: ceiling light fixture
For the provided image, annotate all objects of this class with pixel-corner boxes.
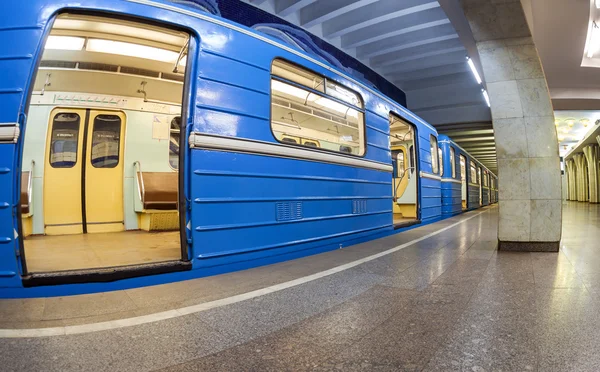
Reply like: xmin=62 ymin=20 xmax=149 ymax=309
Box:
xmin=467 ymin=57 xmax=482 ymax=84
xmin=86 ymin=39 xmax=183 ymax=64
xmin=566 ymin=118 xmax=576 ymax=127
xmin=554 ymin=118 xmax=561 ymax=126
xmin=44 ymin=35 xmax=85 ymax=50
xmin=581 ymin=118 xmax=590 ymax=127
xmin=482 ymin=89 xmax=490 ymax=107
xmin=587 ymin=21 xmax=600 ymax=58
xmin=558 ymin=135 xmax=565 ymax=141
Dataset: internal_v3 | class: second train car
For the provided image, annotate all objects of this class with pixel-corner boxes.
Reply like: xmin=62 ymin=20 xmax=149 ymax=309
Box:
xmin=0 ymin=0 xmax=496 ymax=297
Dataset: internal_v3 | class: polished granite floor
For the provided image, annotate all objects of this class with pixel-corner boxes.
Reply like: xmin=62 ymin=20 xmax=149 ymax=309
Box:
xmin=2 ymin=202 xmax=600 ymax=371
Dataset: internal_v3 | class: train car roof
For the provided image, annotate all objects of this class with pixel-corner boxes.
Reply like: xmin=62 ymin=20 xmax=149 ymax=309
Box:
xmin=127 ymin=0 xmax=438 ymax=134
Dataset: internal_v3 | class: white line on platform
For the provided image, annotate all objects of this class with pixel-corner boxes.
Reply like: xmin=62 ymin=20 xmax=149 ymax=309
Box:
xmin=0 ymin=209 xmax=488 ymax=338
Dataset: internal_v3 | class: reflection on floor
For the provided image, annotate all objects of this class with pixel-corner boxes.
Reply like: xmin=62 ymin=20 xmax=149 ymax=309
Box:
xmin=25 ymin=231 xmax=181 ymax=272
xmin=393 ymin=213 xmax=415 ymax=225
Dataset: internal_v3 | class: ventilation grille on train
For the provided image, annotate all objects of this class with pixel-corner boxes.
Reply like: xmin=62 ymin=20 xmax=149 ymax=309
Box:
xmin=276 ymin=202 xmax=303 ymax=221
xmin=39 ymin=60 xmax=184 ymax=82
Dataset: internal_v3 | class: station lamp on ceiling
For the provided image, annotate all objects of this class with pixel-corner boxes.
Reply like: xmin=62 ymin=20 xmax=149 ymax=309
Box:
xmin=581 ymin=118 xmax=590 ymax=127
xmin=554 ymin=118 xmax=560 ymax=126
xmin=566 ymin=118 xmax=576 ymax=127
xmin=466 ymin=56 xmax=490 ymax=107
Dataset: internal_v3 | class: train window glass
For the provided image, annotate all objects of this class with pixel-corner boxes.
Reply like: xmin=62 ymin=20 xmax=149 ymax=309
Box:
xmin=450 ymin=147 xmax=456 ymax=178
xmin=430 ymin=135 xmax=439 ymax=174
xmin=484 ymin=171 xmax=489 ymax=187
xmin=271 ymin=59 xmax=325 ymax=93
xmin=271 ymin=59 xmax=365 ymax=156
xmin=409 ymin=145 xmax=415 ymax=171
xmin=438 ymin=147 xmax=443 ymax=176
xmin=91 ymin=115 xmax=121 ymax=168
xmin=49 ymin=113 xmax=80 ymax=168
xmin=397 ymin=151 xmax=405 ymax=178
xmin=470 ymin=162 xmax=477 ymax=183
xmin=169 ymin=116 xmax=181 ymax=170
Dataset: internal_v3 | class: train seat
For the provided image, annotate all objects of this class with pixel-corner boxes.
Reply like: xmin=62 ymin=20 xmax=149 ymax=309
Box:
xmin=136 ymin=172 xmax=179 ymax=231
xmin=137 ymin=172 xmax=178 ymax=210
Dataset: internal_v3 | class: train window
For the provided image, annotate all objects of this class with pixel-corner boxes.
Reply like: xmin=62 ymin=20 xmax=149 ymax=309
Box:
xmin=301 ymin=139 xmax=320 ymax=148
xmin=470 ymin=162 xmax=477 ymax=183
xmin=270 ymin=59 xmax=365 ymax=156
xmin=450 ymin=147 xmax=456 ymax=178
xmin=49 ymin=113 xmax=80 ymax=168
xmin=484 ymin=171 xmax=489 ymax=187
xmin=430 ymin=135 xmax=439 ymax=174
xmin=409 ymin=145 xmax=415 ymax=171
xmin=169 ymin=116 xmax=181 ymax=170
xmin=397 ymin=151 xmax=405 ymax=178
xmin=90 ymin=115 xmax=121 ymax=168
xmin=438 ymin=147 xmax=443 ymax=176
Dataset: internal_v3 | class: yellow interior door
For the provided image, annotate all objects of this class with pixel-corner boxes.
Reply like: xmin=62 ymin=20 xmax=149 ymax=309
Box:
xmin=84 ymin=110 xmax=126 ymax=233
xmin=44 ymin=108 xmax=87 ymax=235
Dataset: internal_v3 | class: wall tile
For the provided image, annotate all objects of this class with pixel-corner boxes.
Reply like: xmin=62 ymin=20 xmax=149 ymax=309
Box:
xmin=487 ymin=80 xmax=524 ymax=120
xmin=530 ymin=199 xmax=562 ymax=241
xmin=517 ymin=78 xmax=553 ymax=117
xmin=524 ymin=116 xmax=559 ymax=158
xmin=499 ymin=199 xmax=530 ymax=241
xmin=478 ymin=45 xmax=515 ymax=83
xmin=529 ymin=157 xmax=562 ymax=200
xmin=498 ymin=158 xmax=530 ymax=200
xmin=509 ymin=44 xmax=544 ymax=79
xmin=494 ymin=117 xmax=528 ymax=159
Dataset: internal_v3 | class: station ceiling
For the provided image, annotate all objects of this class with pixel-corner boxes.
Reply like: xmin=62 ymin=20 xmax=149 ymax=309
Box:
xmin=245 ymin=0 xmax=497 ymax=173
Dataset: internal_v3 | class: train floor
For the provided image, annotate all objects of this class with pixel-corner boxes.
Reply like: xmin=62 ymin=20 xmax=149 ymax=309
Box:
xmin=2 ymin=202 xmax=600 ymax=371
xmin=24 ymin=230 xmax=181 ymax=272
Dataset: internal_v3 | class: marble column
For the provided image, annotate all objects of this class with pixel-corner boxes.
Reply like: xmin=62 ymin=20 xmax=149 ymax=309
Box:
xmin=583 ymin=145 xmax=600 ymax=203
xmin=574 ymin=153 xmax=589 ymax=202
xmin=462 ymin=0 xmax=561 ymax=251
xmin=565 ymin=159 xmax=577 ymax=201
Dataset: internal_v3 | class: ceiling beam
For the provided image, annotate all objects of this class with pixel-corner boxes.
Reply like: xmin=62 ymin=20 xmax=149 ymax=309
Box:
xmin=301 ymin=0 xmax=377 ymax=28
xmin=276 ymin=0 xmax=318 ymax=17
xmin=323 ymin=0 xmax=440 ymax=38
xmin=342 ymin=7 xmax=449 ymax=48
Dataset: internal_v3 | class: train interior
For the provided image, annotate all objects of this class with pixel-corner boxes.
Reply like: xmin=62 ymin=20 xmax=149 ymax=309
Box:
xmin=20 ymin=14 xmax=189 ymax=273
xmin=390 ymin=114 xmax=417 ymax=226
xmin=460 ymin=154 xmax=467 ymax=210
xmin=270 ymin=59 xmax=365 ymax=155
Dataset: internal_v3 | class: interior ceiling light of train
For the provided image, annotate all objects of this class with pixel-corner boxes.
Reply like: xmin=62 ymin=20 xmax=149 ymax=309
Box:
xmin=555 ymin=111 xmax=600 ymax=157
xmin=244 ymin=0 xmax=496 ymax=171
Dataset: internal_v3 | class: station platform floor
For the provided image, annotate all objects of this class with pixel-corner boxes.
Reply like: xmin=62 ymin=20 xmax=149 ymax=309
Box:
xmin=1 ymin=202 xmax=600 ymax=371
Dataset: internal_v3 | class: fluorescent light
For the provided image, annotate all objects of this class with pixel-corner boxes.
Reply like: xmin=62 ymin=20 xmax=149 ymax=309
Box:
xmin=272 ymin=80 xmax=312 ymax=100
xmin=482 ymin=89 xmax=490 ymax=107
xmin=587 ymin=22 xmax=600 ymax=58
xmin=45 ymin=36 xmax=85 ymax=50
xmin=467 ymin=57 xmax=482 ymax=84
xmin=86 ymin=39 xmax=180 ymax=63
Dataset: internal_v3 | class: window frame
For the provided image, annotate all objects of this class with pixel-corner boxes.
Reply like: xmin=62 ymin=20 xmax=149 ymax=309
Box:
xmin=438 ymin=147 xmax=443 ymax=177
xmin=430 ymin=135 xmax=439 ymax=174
xmin=49 ymin=112 xmax=81 ymax=169
xmin=470 ymin=161 xmax=478 ymax=184
xmin=269 ymin=58 xmax=366 ymax=157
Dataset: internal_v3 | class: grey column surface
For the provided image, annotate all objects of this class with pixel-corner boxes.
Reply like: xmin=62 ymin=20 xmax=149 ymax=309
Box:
xmin=583 ymin=145 xmax=600 ymax=203
xmin=574 ymin=153 xmax=589 ymax=202
xmin=462 ymin=0 xmax=561 ymax=252
xmin=565 ymin=159 xmax=577 ymax=201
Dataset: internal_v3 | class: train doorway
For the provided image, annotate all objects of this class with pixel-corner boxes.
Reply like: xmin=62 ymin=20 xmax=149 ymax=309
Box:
xmin=44 ymin=109 xmax=126 ymax=235
xmin=20 ymin=13 xmax=191 ymax=275
xmin=390 ymin=113 xmax=418 ymax=227
xmin=460 ymin=155 xmax=467 ymax=210
xmin=478 ymin=167 xmax=483 ymax=206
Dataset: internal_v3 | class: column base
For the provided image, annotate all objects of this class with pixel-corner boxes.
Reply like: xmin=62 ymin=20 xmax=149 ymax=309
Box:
xmin=498 ymin=241 xmax=559 ymax=252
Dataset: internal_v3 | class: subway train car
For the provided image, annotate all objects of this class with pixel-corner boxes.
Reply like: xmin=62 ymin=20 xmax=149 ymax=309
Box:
xmin=439 ymin=135 xmax=497 ymax=217
xmin=0 ymin=0 xmax=495 ymax=297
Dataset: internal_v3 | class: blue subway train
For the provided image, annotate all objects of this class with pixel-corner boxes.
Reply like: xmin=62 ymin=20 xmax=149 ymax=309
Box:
xmin=0 ymin=0 xmax=496 ymax=297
